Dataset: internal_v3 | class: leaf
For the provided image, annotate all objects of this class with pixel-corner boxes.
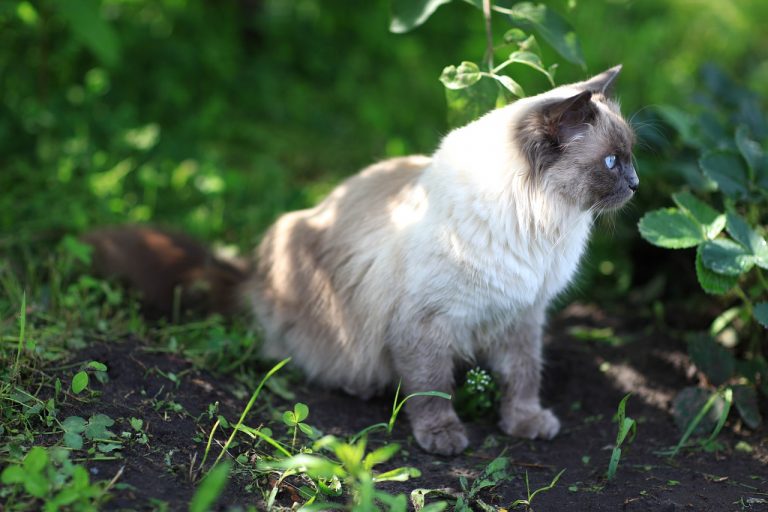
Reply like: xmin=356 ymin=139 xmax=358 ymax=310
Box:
xmin=24 ymin=472 xmax=49 ymax=498
xmin=503 ymin=50 xmax=555 ymax=85
xmin=700 ymin=239 xmax=755 ymax=276
xmin=190 ymin=461 xmax=231 ymax=512
xmin=23 ymin=446 xmax=48 ymax=474
xmin=282 ymin=410 xmax=296 ymax=427
xmin=493 ymin=74 xmax=524 ymax=97
xmin=293 ymin=402 xmax=309 ymax=423
xmin=754 ymin=302 xmax=768 ymax=328
xmin=699 ymin=150 xmax=750 ymax=199
xmin=735 ymin=125 xmax=764 ymax=178
xmin=444 ymin=75 xmax=498 ymax=128
xmin=688 ymin=335 xmax=735 ymax=386
xmin=130 ymin=417 xmax=143 ymax=431
xmin=655 ymin=105 xmax=703 ymax=149
xmin=87 ymin=361 xmax=107 ymax=372
xmin=505 ymin=3 xmax=584 ymax=66
xmin=373 ymin=466 xmax=422 ymax=482
xmin=732 ymin=385 xmax=762 ymax=429
xmin=607 ymin=446 xmax=621 ymax=480
xmin=71 ymin=371 xmax=89 ymax=394
xmin=62 ymin=416 xmax=87 ymax=433
xmin=53 ymin=0 xmax=120 ymax=66
xmin=638 ymin=208 xmax=706 ymax=248
xmin=298 ymin=422 xmax=314 ymax=436
xmin=64 ymin=432 xmax=84 ymax=450
xmin=440 ymin=61 xmax=482 ymax=90
xmin=364 ymin=443 xmax=401 ymax=470
xmin=97 ymin=443 xmax=122 ymax=453
xmin=1 ymin=465 xmax=25 ymax=484
xmin=725 ymin=211 xmax=768 ymax=268
xmin=389 ymin=0 xmax=452 ymax=33
xmin=695 ymin=246 xmax=738 ymax=295
xmin=85 ymin=414 xmax=115 ymax=439
xmin=672 ymin=192 xmax=725 ymax=239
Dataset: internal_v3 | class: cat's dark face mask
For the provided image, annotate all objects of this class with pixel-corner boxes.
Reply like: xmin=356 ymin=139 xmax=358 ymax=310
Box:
xmin=517 ymin=65 xmax=639 ymax=212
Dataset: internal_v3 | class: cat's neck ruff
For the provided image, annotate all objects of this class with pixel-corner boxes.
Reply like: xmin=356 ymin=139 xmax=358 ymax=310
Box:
xmin=426 ymin=102 xmax=593 ymax=251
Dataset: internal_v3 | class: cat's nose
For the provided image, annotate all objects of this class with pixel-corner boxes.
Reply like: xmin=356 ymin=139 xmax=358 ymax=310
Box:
xmin=624 ymin=166 xmax=639 ymax=192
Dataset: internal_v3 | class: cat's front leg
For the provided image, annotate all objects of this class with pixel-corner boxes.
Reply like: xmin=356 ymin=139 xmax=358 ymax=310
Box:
xmin=486 ymin=306 xmax=560 ymax=440
xmin=390 ymin=329 xmax=468 ymax=456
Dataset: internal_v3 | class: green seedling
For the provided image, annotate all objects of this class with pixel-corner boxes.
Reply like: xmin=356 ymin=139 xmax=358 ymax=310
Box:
xmin=668 ymin=387 xmax=732 ymax=457
xmin=351 ymin=381 xmax=451 ymax=441
xmin=455 ymin=367 xmax=499 ymax=420
xmin=262 ymin=435 xmax=429 ymax=511
xmin=282 ymin=402 xmax=313 ymax=453
xmin=607 ymin=394 xmax=637 ymax=480
xmin=509 ymin=469 xmax=566 ymax=510
xmin=62 ymin=413 xmax=122 ymax=455
xmin=207 ymin=357 xmax=291 ymax=471
xmin=454 ymin=456 xmax=514 ymax=511
xmin=0 ymin=445 xmax=108 ymax=510
xmin=71 ymin=361 xmax=108 ymax=395
xmin=121 ymin=417 xmax=149 ymax=445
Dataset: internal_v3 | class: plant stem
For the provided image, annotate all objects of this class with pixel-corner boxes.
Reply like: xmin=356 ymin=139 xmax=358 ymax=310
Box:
xmin=757 ymin=268 xmax=768 ymax=293
xmin=482 ymin=0 xmax=494 ymax=70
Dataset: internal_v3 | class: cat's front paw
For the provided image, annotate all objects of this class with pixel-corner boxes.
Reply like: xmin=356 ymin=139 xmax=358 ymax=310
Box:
xmin=412 ymin=417 xmax=469 ymax=456
xmin=499 ymin=407 xmax=560 ymax=440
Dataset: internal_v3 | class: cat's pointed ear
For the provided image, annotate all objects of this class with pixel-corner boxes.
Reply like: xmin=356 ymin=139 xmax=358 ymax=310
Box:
xmin=581 ymin=64 xmax=622 ymax=95
xmin=544 ymin=90 xmax=595 ymax=143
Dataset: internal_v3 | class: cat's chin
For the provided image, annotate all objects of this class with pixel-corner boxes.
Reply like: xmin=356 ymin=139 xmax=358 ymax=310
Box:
xmin=592 ymin=189 xmax=635 ymax=212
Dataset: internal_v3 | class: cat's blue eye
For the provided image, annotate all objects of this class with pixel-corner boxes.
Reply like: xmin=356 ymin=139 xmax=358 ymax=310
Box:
xmin=604 ymin=155 xmax=617 ymax=169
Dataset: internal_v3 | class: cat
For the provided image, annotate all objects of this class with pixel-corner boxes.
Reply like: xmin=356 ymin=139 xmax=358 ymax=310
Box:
xmin=84 ymin=65 xmax=637 ymax=455
xmin=82 ymin=226 xmax=248 ymax=319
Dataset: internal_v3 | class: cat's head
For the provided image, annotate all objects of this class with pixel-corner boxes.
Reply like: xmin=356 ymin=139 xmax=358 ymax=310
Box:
xmin=517 ymin=65 xmax=638 ymax=211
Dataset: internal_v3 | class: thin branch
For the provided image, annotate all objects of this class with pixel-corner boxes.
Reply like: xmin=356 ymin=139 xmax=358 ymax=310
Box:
xmin=482 ymin=0 xmax=494 ymax=70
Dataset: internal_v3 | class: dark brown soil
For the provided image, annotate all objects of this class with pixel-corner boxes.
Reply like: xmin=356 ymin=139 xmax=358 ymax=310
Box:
xmin=57 ymin=303 xmax=768 ymax=511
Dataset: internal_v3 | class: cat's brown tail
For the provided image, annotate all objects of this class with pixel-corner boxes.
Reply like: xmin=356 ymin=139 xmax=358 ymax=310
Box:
xmin=81 ymin=226 xmax=249 ymax=320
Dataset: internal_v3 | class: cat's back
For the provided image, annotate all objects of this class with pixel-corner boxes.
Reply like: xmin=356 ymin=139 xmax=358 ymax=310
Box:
xmin=243 ymin=155 xmax=431 ymax=392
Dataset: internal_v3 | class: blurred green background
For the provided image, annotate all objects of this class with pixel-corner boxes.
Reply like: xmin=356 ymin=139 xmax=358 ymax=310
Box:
xmin=2 ymin=0 xmax=767 ymax=304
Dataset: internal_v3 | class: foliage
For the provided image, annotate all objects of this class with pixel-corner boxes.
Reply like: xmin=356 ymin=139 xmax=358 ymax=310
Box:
xmin=455 ymin=456 xmax=514 ymax=511
xmin=638 ymin=67 xmax=768 ymax=429
xmin=508 ymin=468 xmax=565 ymax=510
xmin=606 ymin=394 xmax=636 ymax=480
xmin=0 ymin=446 xmax=108 ymax=511
xmin=455 ymin=367 xmax=500 ymax=420
xmin=393 ymin=0 xmax=581 ymax=127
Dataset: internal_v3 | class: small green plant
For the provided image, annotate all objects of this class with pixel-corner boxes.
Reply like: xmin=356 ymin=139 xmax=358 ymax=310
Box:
xmin=61 ymin=413 xmax=122 ymax=456
xmin=262 ymin=435 xmax=428 ymax=511
xmin=662 ymin=387 xmax=733 ymax=457
xmin=639 ymin=66 xmax=768 ymax=432
xmin=71 ymin=361 xmax=108 ymax=395
xmin=351 ymin=381 xmax=451 ymax=442
xmin=509 ymin=468 xmax=566 ymax=510
xmin=0 ymin=446 xmax=108 ymax=510
xmin=607 ymin=394 xmax=637 ymax=480
xmin=282 ymin=402 xmax=313 ymax=453
xmin=455 ymin=456 xmax=514 ymax=511
xmin=122 ymin=417 xmax=149 ymax=446
xmin=455 ymin=367 xmax=500 ymax=419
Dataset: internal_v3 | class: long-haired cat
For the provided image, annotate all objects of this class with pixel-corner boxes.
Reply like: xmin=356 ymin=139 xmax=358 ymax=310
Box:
xmin=85 ymin=66 xmax=637 ymax=455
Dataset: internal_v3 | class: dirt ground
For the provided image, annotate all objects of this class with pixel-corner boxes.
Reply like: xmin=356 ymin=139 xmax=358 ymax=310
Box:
xmin=57 ymin=303 xmax=768 ymax=511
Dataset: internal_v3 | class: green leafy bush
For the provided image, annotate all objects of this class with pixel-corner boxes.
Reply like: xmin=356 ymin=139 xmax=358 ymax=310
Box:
xmin=638 ymin=66 xmax=767 ymax=431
